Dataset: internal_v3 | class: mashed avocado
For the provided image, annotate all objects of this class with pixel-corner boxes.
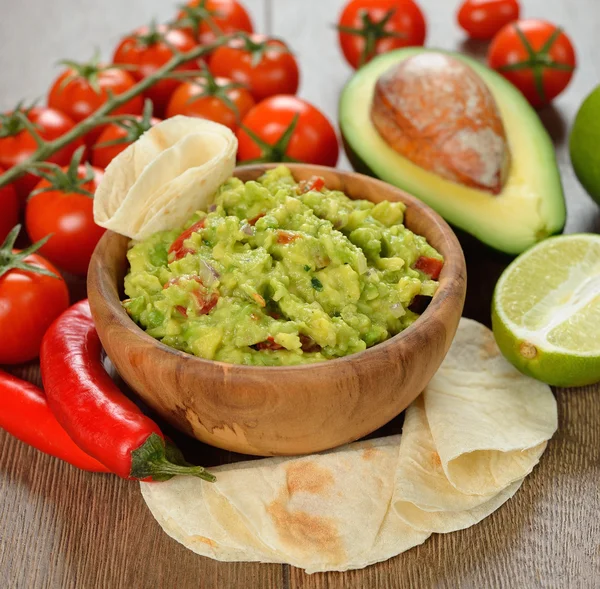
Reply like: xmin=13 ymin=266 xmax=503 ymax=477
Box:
xmin=123 ymin=166 xmax=443 ymax=366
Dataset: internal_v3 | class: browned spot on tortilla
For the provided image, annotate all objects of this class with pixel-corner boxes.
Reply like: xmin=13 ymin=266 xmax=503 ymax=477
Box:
xmin=362 ymin=447 xmax=382 ymax=461
xmin=286 ymin=461 xmax=334 ymax=496
xmin=190 ymin=535 xmax=217 ymax=548
xmin=266 ymin=497 xmax=345 ymax=563
xmin=431 ymin=451 xmax=442 ymax=468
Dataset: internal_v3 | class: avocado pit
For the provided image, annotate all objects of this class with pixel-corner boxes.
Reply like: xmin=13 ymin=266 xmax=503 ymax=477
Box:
xmin=371 ymin=52 xmax=511 ymax=194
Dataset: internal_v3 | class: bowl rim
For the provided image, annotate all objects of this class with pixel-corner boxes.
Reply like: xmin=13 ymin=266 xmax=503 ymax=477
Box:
xmin=90 ymin=163 xmax=466 ymax=373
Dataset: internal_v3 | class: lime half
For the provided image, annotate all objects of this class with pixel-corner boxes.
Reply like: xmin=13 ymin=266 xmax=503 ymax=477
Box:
xmin=492 ymin=234 xmax=600 ymax=387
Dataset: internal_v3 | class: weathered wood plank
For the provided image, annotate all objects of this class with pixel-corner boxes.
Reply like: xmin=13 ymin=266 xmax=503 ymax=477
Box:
xmin=0 ymin=430 xmax=285 ymax=589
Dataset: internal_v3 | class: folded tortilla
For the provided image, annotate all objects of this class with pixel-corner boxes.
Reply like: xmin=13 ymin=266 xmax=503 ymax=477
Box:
xmin=93 ymin=116 xmax=237 ymax=241
xmin=141 ymin=436 xmax=431 ymax=573
xmin=140 ymin=318 xmax=558 ymax=573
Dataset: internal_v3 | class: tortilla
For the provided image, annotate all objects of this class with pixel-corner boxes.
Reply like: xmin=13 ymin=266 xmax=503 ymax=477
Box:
xmin=392 ymin=397 xmax=532 ymax=533
xmin=423 ymin=318 xmax=557 ymax=496
xmin=93 ymin=116 xmax=237 ymax=241
xmin=141 ymin=436 xmax=430 ymax=573
xmin=141 ymin=474 xmax=282 ymax=564
xmin=140 ymin=318 xmax=558 ymax=573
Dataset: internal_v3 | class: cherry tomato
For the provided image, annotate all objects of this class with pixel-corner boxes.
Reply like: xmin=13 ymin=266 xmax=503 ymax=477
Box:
xmin=210 ymin=35 xmax=299 ymax=102
xmin=25 ymin=164 xmax=105 ymax=276
xmin=176 ymin=0 xmax=253 ymax=45
xmin=488 ymin=19 xmax=576 ymax=107
xmin=113 ymin=24 xmax=200 ymax=117
xmin=166 ymin=72 xmax=255 ymax=131
xmin=48 ymin=58 xmax=143 ymax=147
xmin=0 ymin=171 xmax=18 ymax=243
xmin=0 ymin=227 xmax=70 ymax=364
xmin=91 ymin=111 xmax=161 ymax=169
xmin=457 ymin=0 xmax=520 ymax=40
xmin=236 ymin=95 xmax=339 ymax=167
xmin=337 ymin=0 xmax=427 ymax=69
xmin=0 ymin=106 xmax=83 ymax=202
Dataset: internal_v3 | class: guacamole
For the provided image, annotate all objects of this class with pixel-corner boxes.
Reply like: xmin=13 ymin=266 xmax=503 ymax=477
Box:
xmin=123 ymin=167 xmax=443 ymax=366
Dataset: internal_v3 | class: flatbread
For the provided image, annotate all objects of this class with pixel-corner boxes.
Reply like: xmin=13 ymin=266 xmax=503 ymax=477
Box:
xmin=141 ymin=475 xmax=281 ymax=564
xmin=423 ymin=318 xmax=557 ymax=496
xmin=141 ymin=436 xmax=430 ymax=573
xmin=93 ymin=116 xmax=237 ymax=240
xmin=201 ymin=437 xmax=402 ymax=572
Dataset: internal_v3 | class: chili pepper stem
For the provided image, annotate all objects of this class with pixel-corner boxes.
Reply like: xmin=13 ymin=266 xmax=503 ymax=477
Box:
xmin=130 ymin=432 xmax=216 ymax=482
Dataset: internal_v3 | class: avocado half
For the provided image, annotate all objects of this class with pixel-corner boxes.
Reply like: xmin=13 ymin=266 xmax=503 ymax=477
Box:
xmin=339 ymin=48 xmax=566 ymax=255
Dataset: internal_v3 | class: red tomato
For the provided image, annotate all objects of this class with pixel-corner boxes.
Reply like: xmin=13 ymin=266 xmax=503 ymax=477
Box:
xmin=164 ymin=275 xmax=218 ymax=314
xmin=457 ymin=0 xmax=520 ymax=40
xmin=48 ymin=60 xmax=143 ymax=147
xmin=166 ymin=73 xmax=255 ymax=131
xmin=0 ymin=229 xmax=70 ymax=364
xmin=0 ymin=107 xmax=83 ymax=202
xmin=488 ymin=19 xmax=576 ymax=107
xmin=0 ymin=172 xmax=18 ymax=243
xmin=25 ymin=165 xmax=105 ymax=276
xmin=337 ymin=0 xmax=426 ymax=69
xmin=413 ymin=256 xmax=444 ymax=280
xmin=113 ymin=24 xmax=200 ymax=117
xmin=236 ymin=95 xmax=339 ymax=167
xmin=168 ymin=219 xmax=207 ymax=261
xmin=210 ymin=35 xmax=300 ymax=102
xmin=176 ymin=0 xmax=253 ymax=45
xmin=91 ymin=114 xmax=161 ymax=169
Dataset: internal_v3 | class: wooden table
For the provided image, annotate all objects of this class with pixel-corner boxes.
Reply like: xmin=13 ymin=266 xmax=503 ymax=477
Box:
xmin=1 ymin=1 xmax=599 ymax=587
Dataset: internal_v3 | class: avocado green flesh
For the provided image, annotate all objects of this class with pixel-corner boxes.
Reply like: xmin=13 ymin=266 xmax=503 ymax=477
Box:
xmin=123 ymin=167 xmax=442 ymax=366
xmin=339 ymin=48 xmax=566 ymax=255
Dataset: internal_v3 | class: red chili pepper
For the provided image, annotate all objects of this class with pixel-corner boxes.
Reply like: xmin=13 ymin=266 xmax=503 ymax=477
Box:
xmin=413 ymin=256 xmax=444 ymax=280
xmin=0 ymin=369 xmax=109 ymax=472
xmin=168 ymin=218 xmax=206 ymax=261
xmin=40 ymin=300 xmax=215 ymax=482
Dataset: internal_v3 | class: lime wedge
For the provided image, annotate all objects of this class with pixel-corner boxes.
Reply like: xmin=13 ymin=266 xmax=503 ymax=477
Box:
xmin=492 ymin=234 xmax=600 ymax=387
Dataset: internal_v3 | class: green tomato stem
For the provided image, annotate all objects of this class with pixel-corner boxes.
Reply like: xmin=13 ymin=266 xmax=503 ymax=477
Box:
xmin=0 ymin=32 xmax=246 ymax=191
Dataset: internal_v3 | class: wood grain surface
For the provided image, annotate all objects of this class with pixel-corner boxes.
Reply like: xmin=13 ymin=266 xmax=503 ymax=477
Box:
xmin=1 ymin=0 xmax=600 ymax=588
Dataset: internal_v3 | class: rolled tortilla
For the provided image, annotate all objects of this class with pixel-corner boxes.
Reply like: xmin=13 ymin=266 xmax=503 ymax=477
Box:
xmin=93 ymin=116 xmax=237 ymax=241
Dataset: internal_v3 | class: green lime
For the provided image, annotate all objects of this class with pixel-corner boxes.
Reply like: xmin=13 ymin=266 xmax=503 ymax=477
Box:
xmin=492 ymin=234 xmax=600 ymax=387
xmin=570 ymin=85 xmax=600 ymax=205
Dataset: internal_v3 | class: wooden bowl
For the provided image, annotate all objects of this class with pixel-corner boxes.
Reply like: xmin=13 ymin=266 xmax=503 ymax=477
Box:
xmin=88 ymin=164 xmax=466 ymax=456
